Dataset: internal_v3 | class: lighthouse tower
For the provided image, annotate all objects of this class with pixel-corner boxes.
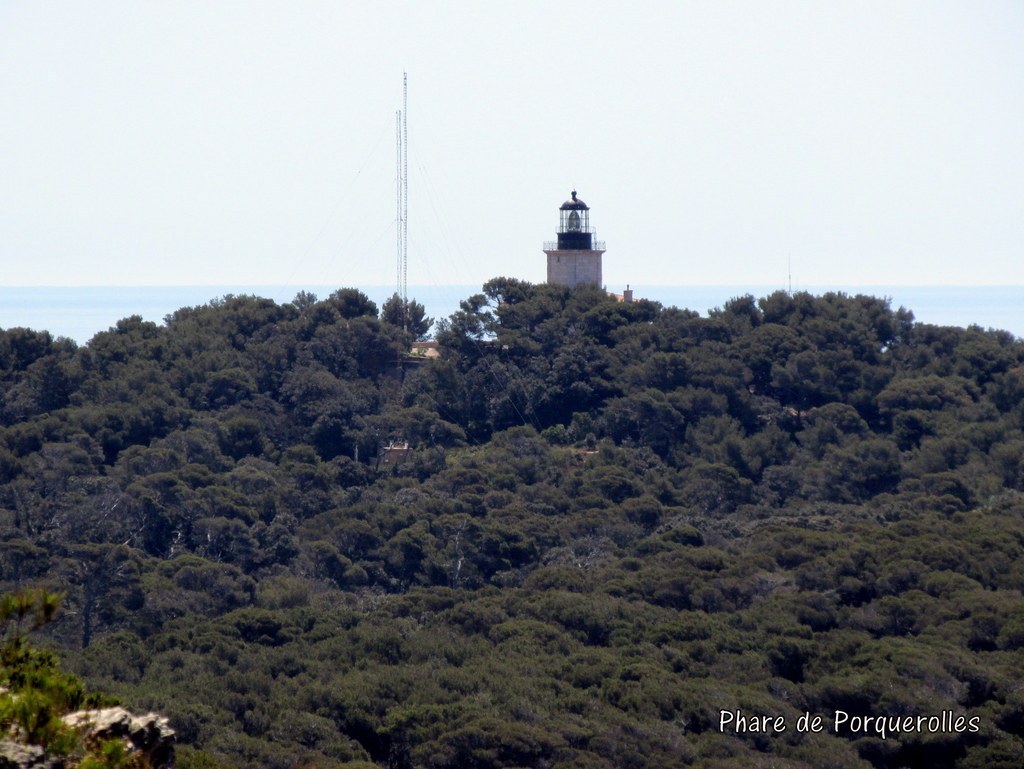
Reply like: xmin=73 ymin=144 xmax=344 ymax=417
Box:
xmin=543 ymin=191 xmax=606 ymax=288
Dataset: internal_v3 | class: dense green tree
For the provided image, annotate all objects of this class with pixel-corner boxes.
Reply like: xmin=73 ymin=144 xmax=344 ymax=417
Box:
xmin=327 ymin=288 xmax=378 ymax=320
xmin=380 ymin=293 xmax=433 ymax=340
xmin=0 ymin=284 xmax=1021 ymax=768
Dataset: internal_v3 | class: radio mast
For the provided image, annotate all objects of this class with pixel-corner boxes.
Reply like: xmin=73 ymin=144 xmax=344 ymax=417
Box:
xmin=395 ymin=72 xmax=409 ymax=331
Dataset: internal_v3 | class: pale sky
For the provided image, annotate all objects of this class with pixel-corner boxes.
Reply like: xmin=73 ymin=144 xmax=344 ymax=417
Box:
xmin=2 ymin=1 xmax=1022 ymax=290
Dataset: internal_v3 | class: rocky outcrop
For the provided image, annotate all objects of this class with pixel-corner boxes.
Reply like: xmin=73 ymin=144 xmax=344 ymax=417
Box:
xmin=0 ymin=707 xmax=174 ymax=769
xmin=64 ymin=708 xmax=175 ymax=768
xmin=0 ymin=741 xmax=60 ymax=769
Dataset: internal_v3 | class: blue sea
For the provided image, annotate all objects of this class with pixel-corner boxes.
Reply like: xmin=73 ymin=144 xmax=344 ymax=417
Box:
xmin=0 ymin=284 xmax=1020 ymax=345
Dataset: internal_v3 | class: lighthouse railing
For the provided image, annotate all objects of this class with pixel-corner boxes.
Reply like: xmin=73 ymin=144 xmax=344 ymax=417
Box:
xmin=543 ymin=241 xmax=606 ymax=251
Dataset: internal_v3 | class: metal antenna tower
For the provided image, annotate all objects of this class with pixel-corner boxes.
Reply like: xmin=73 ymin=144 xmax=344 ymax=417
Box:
xmin=395 ymin=72 xmax=409 ymax=331
xmin=395 ymin=110 xmax=402 ymax=305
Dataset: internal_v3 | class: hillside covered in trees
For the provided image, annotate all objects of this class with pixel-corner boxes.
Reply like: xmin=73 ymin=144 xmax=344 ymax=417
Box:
xmin=1 ymin=281 xmax=1023 ymax=768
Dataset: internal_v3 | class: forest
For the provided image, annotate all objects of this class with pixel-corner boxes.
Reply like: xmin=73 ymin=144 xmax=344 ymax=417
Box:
xmin=1 ymin=280 xmax=1023 ymax=768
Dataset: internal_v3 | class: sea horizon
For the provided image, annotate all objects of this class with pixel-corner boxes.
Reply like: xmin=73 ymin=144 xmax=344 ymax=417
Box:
xmin=0 ymin=283 xmax=1020 ymax=345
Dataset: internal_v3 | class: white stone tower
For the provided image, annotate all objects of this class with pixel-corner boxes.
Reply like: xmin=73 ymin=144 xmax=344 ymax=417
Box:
xmin=543 ymin=191 xmax=606 ymax=288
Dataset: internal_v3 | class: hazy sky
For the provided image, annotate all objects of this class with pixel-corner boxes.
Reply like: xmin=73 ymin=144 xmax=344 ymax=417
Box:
xmin=2 ymin=1 xmax=1022 ymax=291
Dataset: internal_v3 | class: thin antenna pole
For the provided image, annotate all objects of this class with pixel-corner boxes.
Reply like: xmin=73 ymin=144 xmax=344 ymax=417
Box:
xmin=788 ymin=252 xmax=792 ymax=294
xmin=396 ymin=109 xmax=403 ymax=305
xmin=394 ymin=73 xmax=409 ymax=332
xmin=402 ymin=71 xmax=408 ymax=331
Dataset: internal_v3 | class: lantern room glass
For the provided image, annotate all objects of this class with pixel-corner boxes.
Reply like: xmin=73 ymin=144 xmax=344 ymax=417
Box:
xmin=559 ymin=208 xmax=590 ymax=233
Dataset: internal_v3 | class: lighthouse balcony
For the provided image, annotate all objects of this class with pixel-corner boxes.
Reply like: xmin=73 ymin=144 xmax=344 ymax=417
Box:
xmin=544 ymin=239 xmax=606 ymax=252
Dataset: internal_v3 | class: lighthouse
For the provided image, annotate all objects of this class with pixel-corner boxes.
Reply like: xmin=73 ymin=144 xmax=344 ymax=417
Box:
xmin=543 ymin=191 xmax=606 ymax=288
